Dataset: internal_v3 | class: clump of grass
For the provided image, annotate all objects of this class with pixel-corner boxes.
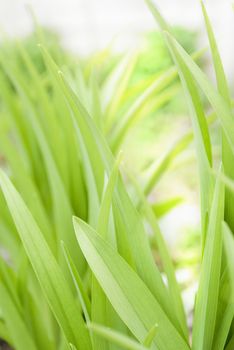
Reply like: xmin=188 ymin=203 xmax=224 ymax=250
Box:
xmin=0 ymin=1 xmax=233 ymax=350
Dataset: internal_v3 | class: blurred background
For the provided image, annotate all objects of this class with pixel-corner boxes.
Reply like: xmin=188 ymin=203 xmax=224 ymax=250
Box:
xmin=1 ymin=0 xmax=233 ymax=79
xmin=0 ymin=0 xmax=233 ymax=322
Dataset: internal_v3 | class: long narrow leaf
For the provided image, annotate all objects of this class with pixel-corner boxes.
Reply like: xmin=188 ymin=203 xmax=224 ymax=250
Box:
xmin=74 ymin=217 xmax=190 ymax=350
xmin=192 ymin=170 xmax=225 ymax=350
xmin=0 ymin=170 xmax=91 ymax=350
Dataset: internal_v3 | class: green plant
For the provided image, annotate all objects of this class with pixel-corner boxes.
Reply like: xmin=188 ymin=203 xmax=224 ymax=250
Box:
xmin=0 ymin=2 xmax=233 ymax=350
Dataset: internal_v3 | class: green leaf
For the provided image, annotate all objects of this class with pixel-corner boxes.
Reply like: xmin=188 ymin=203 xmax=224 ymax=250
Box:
xmin=145 ymin=1 xmax=213 ymax=248
xmin=200 ymin=1 xmax=231 ymax=105
xmin=131 ymin=176 xmax=188 ymax=340
xmin=69 ymin=344 xmax=78 ymax=350
xmin=39 ymin=47 xmax=179 ymax=335
xmin=0 ymin=48 xmax=86 ymax=275
xmin=192 ymin=170 xmax=225 ymax=350
xmin=0 ymin=320 xmax=12 ymax=346
xmin=74 ymin=217 xmax=190 ymax=350
xmin=144 ymin=0 xmax=170 ymax=32
xmin=0 ymin=282 xmax=38 ymax=350
xmin=0 ymin=170 xmax=91 ymax=350
xmin=212 ymin=268 xmax=233 ymax=350
xmin=223 ymin=223 xmax=234 ymax=299
xmin=91 ymin=151 xmax=123 ymax=350
xmin=164 ymin=33 xmax=234 ymax=155
xmin=226 ymin=334 xmax=234 ymax=350
xmin=164 ymin=33 xmax=213 ymax=245
xmin=143 ymin=323 xmax=158 ymax=347
xmin=61 ymin=241 xmax=91 ymax=322
xmin=97 ymin=152 xmax=122 ymax=236
xmin=151 ymin=197 xmax=183 ymax=218
xmin=144 ymin=132 xmax=193 ymax=195
xmin=110 ymin=66 xmax=178 ymax=152
xmin=104 ymin=51 xmax=139 ymax=130
xmin=88 ymin=323 xmax=148 ymax=350
xmin=89 ymin=70 xmax=103 ymax=130
xmin=201 ymin=0 xmax=234 ymax=234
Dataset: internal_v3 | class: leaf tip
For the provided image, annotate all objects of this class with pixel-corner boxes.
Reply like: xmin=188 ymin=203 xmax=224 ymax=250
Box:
xmin=72 ymin=215 xmax=79 ymax=226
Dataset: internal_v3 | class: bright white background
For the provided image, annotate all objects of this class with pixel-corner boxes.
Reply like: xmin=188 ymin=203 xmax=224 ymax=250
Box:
xmin=1 ymin=0 xmax=233 ymax=79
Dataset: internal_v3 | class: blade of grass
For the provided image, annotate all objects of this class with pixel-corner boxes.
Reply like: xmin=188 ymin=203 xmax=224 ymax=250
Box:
xmin=0 ymin=282 xmax=38 ymax=350
xmin=74 ymin=217 xmax=190 ymax=350
xmin=0 ymin=321 xmax=12 ymax=346
xmin=145 ymin=2 xmax=213 ymax=248
xmin=143 ymin=323 xmax=158 ymax=347
xmin=131 ymin=175 xmax=188 ymax=340
xmin=213 ymin=222 xmax=234 ymax=350
xmin=144 ymin=132 xmax=193 ymax=195
xmin=88 ymin=323 xmax=148 ymax=350
xmin=89 ymin=70 xmax=103 ymax=130
xmin=91 ymin=152 xmax=123 ymax=350
xmin=164 ymin=32 xmax=213 ymax=246
xmin=110 ymin=66 xmax=178 ymax=152
xmin=143 ymin=109 xmax=216 ymax=198
xmin=0 ymin=50 xmax=86 ymax=274
xmin=104 ymin=51 xmax=139 ymax=130
xmin=192 ymin=169 xmax=225 ymax=350
xmin=151 ymin=197 xmax=183 ymax=218
xmin=226 ymin=334 xmax=234 ymax=350
xmin=164 ymin=33 xmax=234 ymax=155
xmin=0 ymin=170 xmax=91 ymax=350
xmin=201 ymin=1 xmax=234 ymax=234
xmin=144 ymin=0 xmax=171 ymax=32
xmin=61 ymin=241 xmax=91 ymax=322
xmin=39 ymin=46 xmax=189 ymax=337
xmin=201 ymin=6 xmax=234 ymax=347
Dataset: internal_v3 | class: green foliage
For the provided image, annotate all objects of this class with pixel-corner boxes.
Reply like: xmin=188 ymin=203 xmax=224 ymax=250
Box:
xmin=129 ymin=27 xmax=198 ymax=84
xmin=0 ymin=2 xmax=233 ymax=350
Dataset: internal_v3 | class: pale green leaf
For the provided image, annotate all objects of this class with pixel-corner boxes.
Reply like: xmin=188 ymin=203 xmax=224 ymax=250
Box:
xmin=0 ymin=170 xmax=91 ymax=350
xmin=74 ymin=217 xmax=190 ymax=350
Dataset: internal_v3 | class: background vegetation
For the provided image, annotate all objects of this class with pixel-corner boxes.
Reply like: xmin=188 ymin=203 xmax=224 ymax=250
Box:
xmin=0 ymin=1 xmax=233 ymax=350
